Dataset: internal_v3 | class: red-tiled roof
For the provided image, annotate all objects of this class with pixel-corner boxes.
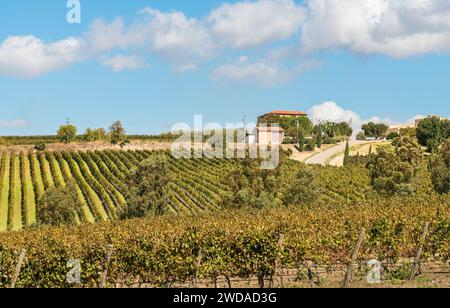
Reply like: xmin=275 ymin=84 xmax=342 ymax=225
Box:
xmin=263 ymin=110 xmax=308 ymax=117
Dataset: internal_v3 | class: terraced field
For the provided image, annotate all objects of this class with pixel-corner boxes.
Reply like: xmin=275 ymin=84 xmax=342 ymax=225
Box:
xmin=0 ymin=150 xmax=238 ymax=231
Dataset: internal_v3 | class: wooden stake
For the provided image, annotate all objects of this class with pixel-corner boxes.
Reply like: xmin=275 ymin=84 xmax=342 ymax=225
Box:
xmin=343 ymin=228 xmax=365 ymax=288
xmin=269 ymin=234 xmax=285 ymax=288
xmin=192 ymin=248 xmax=203 ymax=288
xmin=409 ymin=222 xmax=429 ymax=281
xmin=11 ymin=249 xmax=26 ymax=288
xmin=99 ymin=244 xmax=114 ymax=288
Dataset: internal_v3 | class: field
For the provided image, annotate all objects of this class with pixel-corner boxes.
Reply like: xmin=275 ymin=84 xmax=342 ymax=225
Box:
xmin=0 ymin=198 xmax=448 ymax=288
xmin=0 ymin=145 xmax=442 ymax=232
xmin=0 ymin=150 xmax=245 ymax=230
xmin=0 ymin=147 xmax=448 ymax=288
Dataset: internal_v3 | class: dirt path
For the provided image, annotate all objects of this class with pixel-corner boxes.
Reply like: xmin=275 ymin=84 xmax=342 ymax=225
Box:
xmin=329 ymin=141 xmax=391 ymax=167
xmin=304 ymin=141 xmax=367 ymax=166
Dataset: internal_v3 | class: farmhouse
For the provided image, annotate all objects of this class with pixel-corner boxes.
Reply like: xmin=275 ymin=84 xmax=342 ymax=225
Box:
xmin=257 ymin=110 xmax=308 ymax=122
xmin=256 ymin=126 xmax=285 ymax=144
xmin=256 ymin=110 xmax=308 ymax=144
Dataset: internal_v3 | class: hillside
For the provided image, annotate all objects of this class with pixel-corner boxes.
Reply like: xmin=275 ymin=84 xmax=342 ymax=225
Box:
xmin=0 ymin=150 xmax=239 ymax=231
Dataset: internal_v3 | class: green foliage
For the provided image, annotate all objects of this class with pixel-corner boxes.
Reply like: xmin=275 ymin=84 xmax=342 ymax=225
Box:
xmin=109 ymin=121 xmax=128 ymax=146
xmin=387 ymin=132 xmax=400 ymax=140
xmin=282 ymin=164 xmax=320 ymax=205
xmin=362 ymin=122 xmax=389 ymax=139
xmin=34 ymin=143 xmax=46 ymax=151
xmin=343 ymin=141 xmax=350 ymax=167
xmin=0 ymin=197 xmax=448 ymax=288
xmin=258 ymin=115 xmax=313 ymax=133
xmin=429 ymin=139 xmax=450 ymax=194
xmin=298 ymin=131 xmax=306 ymax=152
xmin=84 ymin=128 xmax=107 ymax=142
xmin=356 ymin=131 xmax=366 ymax=141
xmin=37 ymin=181 xmax=79 ymax=227
xmin=323 ymin=137 xmax=337 ymax=145
xmin=321 ymin=121 xmax=353 ymax=138
xmin=57 ymin=125 xmax=77 ymax=144
xmin=366 ymin=137 xmax=423 ymax=196
xmin=222 ymin=158 xmax=282 ymax=209
xmin=416 ymin=116 xmax=450 ymax=152
xmin=399 ymin=127 xmax=416 ymax=139
xmin=305 ymin=138 xmax=316 ymax=151
xmin=316 ymin=125 xmax=323 ymax=148
xmin=122 ymin=155 xmax=171 ymax=218
xmin=355 ymin=152 xmax=361 ymax=167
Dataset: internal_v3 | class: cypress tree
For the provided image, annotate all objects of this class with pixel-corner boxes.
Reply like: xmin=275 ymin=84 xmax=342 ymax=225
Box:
xmin=299 ymin=130 xmax=305 ymax=152
xmin=316 ymin=125 xmax=322 ymax=149
xmin=355 ymin=151 xmax=361 ymax=167
xmin=343 ymin=141 xmax=350 ymax=167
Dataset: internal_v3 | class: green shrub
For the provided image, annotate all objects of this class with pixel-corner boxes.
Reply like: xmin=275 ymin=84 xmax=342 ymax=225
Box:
xmin=34 ymin=143 xmax=46 ymax=151
xmin=387 ymin=132 xmax=400 ymax=140
xmin=305 ymin=139 xmax=316 ymax=151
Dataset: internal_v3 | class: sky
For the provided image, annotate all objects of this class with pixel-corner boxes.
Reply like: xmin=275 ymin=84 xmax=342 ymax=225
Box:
xmin=0 ymin=0 xmax=449 ymax=135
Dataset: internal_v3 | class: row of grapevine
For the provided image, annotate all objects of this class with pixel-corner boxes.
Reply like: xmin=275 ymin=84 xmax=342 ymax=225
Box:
xmin=20 ymin=153 xmax=36 ymax=226
xmin=54 ymin=152 xmax=95 ymax=224
xmin=0 ymin=153 xmax=10 ymax=231
xmin=1 ymin=196 xmax=448 ymax=288
xmin=8 ymin=155 xmax=22 ymax=231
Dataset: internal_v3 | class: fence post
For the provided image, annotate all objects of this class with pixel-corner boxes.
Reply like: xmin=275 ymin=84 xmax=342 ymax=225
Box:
xmin=192 ymin=248 xmax=203 ymax=288
xmin=409 ymin=222 xmax=429 ymax=281
xmin=99 ymin=244 xmax=114 ymax=288
xmin=269 ymin=234 xmax=285 ymax=288
xmin=343 ymin=228 xmax=365 ymax=288
xmin=11 ymin=249 xmax=26 ymax=288
xmin=304 ymin=261 xmax=318 ymax=288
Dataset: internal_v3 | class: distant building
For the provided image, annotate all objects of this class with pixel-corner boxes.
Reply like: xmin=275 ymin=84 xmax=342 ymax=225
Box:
xmin=257 ymin=110 xmax=308 ymax=122
xmin=256 ymin=126 xmax=285 ymax=144
xmin=255 ymin=110 xmax=307 ymax=144
xmin=387 ymin=124 xmax=416 ymax=135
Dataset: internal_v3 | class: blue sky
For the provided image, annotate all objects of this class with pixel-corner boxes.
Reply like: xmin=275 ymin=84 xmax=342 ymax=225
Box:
xmin=0 ymin=0 xmax=449 ymax=135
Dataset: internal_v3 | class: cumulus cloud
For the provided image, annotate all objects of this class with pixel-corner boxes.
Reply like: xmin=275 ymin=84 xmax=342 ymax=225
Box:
xmin=208 ymin=0 xmax=305 ymax=48
xmin=407 ymin=114 xmax=427 ymax=124
xmin=101 ymin=54 xmax=147 ymax=72
xmin=2 ymin=1 xmax=450 ymax=79
xmin=308 ymin=101 xmax=398 ymax=135
xmin=301 ymin=0 xmax=450 ymax=57
xmin=211 ymin=57 xmax=318 ymax=85
xmin=0 ymin=36 xmax=83 ymax=78
xmin=0 ymin=119 xmax=27 ymax=128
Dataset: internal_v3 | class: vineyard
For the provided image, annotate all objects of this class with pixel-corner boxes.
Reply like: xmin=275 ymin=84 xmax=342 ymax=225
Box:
xmin=0 ymin=148 xmax=382 ymax=231
xmin=0 ymin=150 xmax=243 ymax=231
xmin=0 ymin=150 xmax=442 ymax=231
xmin=0 ymin=197 xmax=448 ymax=288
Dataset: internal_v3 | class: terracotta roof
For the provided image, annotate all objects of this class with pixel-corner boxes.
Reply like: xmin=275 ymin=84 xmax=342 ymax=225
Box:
xmin=263 ymin=110 xmax=308 ymax=117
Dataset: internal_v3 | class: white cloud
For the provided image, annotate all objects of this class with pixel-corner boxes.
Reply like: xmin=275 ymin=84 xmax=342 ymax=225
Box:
xmin=407 ymin=114 xmax=427 ymax=124
xmin=208 ymin=0 xmax=305 ymax=48
xmin=0 ymin=36 xmax=83 ymax=78
xmin=135 ymin=8 xmax=214 ymax=71
xmin=0 ymin=119 xmax=27 ymax=128
xmin=211 ymin=57 xmax=318 ymax=85
xmin=3 ymin=1 xmax=450 ymax=79
xmin=101 ymin=54 xmax=147 ymax=72
xmin=301 ymin=0 xmax=450 ymax=57
xmin=308 ymin=101 xmax=398 ymax=135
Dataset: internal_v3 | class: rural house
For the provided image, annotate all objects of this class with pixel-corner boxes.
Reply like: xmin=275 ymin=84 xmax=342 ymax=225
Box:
xmin=256 ymin=110 xmax=308 ymax=144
